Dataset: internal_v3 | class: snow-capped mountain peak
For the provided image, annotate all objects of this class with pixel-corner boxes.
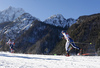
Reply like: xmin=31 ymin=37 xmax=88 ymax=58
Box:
xmin=4 ymin=6 xmax=25 ymax=13
xmin=0 ymin=6 xmax=25 ymax=23
xmin=44 ymin=14 xmax=76 ymax=28
xmin=48 ymin=14 xmax=64 ymax=19
xmin=0 ymin=13 xmax=39 ymax=40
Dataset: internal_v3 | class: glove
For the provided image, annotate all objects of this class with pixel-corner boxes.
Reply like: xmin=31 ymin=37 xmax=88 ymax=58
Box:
xmin=62 ymin=37 xmax=64 ymax=39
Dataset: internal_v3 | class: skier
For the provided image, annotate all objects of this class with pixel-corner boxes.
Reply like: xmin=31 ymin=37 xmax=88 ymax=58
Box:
xmin=6 ymin=39 xmax=15 ymax=53
xmin=61 ymin=30 xmax=81 ymax=56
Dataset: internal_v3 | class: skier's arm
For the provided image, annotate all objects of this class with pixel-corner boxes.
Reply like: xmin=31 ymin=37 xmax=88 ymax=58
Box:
xmin=62 ymin=36 xmax=66 ymax=39
xmin=13 ymin=43 xmax=15 ymax=46
xmin=6 ymin=41 xmax=9 ymax=45
xmin=62 ymin=37 xmax=64 ymax=39
xmin=13 ymin=42 xmax=15 ymax=46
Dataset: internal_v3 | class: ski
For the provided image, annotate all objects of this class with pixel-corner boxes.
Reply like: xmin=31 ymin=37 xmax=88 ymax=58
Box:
xmin=77 ymin=49 xmax=82 ymax=55
xmin=81 ymin=53 xmax=96 ymax=56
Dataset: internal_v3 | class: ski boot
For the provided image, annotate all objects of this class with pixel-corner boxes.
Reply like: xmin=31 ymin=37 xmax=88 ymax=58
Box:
xmin=66 ymin=52 xmax=70 ymax=56
xmin=77 ymin=49 xmax=82 ymax=55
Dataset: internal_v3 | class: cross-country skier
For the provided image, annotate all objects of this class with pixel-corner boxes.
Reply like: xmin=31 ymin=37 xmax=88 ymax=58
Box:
xmin=61 ymin=30 xmax=81 ymax=56
xmin=6 ymin=39 xmax=15 ymax=53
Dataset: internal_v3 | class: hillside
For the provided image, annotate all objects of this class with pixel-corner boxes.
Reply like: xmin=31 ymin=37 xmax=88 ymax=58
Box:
xmin=50 ymin=13 xmax=100 ymax=55
xmin=14 ymin=20 xmax=65 ymax=54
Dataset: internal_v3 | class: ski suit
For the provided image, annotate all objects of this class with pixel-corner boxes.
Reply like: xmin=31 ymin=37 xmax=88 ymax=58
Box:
xmin=62 ymin=32 xmax=80 ymax=53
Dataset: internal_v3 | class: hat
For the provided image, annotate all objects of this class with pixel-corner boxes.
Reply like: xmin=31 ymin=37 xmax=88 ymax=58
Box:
xmin=61 ymin=30 xmax=65 ymax=33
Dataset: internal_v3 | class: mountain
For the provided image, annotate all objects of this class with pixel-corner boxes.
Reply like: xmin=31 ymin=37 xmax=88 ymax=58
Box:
xmin=50 ymin=13 xmax=100 ymax=55
xmin=0 ymin=7 xmax=64 ymax=54
xmin=0 ymin=7 xmax=99 ymax=56
xmin=0 ymin=20 xmax=64 ymax=54
xmin=0 ymin=13 xmax=39 ymax=41
xmin=0 ymin=6 xmax=25 ymax=23
xmin=0 ymin=7 xmax=74 ymax=54
xmin=44 ymin=14 xmax=76 ymax=28
xmin=14 ymin=20 xmax=64 ymax=54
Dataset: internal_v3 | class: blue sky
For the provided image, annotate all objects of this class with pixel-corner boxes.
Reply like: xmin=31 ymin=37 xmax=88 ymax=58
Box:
xmin=0 ymin=0 xmax=100 ymax=21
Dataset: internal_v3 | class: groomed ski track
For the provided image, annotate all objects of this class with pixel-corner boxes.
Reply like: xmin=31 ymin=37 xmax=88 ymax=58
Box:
xmin=0 ymin=52 xmax=100 ymax=68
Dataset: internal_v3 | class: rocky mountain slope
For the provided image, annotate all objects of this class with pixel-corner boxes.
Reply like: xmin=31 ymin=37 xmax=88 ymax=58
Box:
xmin=50 ymin=13 xmax=100 ymax=55
xmin=0 ymin=13 xmax=39 ymax=42
xmin=14 ymin=20 xmax=64 ymax=54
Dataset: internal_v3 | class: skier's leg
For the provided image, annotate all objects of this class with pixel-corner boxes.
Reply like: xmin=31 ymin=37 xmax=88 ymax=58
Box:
xmin=11 ymin=46 xmax=14 ymax=53
xmin=71 ymin=43 xmax=80 ymax=50
xmin=69 ymin=38 xmax=81 ymax=55
xmin=65 ymin=42 xmax=70 ymax=56
xmin=11 ymin=48 xmax=13 ymax=53
xmin=69 ymin=38 xmax=80 ymax=50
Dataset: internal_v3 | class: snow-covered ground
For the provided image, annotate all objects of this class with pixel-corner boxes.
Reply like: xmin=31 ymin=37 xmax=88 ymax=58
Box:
xmin=0 ymin=52 xmax=100 ymax=68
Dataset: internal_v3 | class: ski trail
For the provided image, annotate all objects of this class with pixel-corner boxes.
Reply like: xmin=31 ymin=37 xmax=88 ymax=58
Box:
xmin=0 ymin=52 xmax=100 ymax=68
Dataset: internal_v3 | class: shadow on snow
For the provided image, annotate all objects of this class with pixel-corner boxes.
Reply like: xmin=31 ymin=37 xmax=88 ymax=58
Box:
xmin=0 ymin=53 xmax=61 ymax=61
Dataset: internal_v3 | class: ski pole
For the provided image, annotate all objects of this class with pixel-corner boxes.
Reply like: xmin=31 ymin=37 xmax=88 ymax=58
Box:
xmin=71 ymin=42 xmax=92 ymax=44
